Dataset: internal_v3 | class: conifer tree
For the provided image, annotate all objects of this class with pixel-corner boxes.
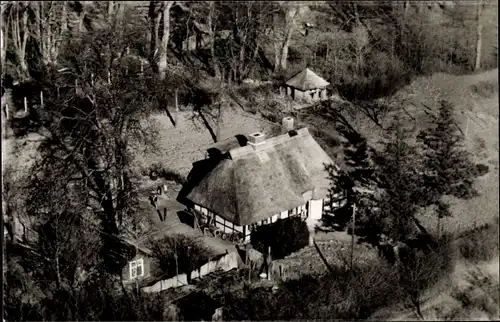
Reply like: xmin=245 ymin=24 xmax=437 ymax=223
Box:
xmin=417 ymin=100 xmax=477 ymax=205
xmin=374 ymin=115 xmax=424 ymax=241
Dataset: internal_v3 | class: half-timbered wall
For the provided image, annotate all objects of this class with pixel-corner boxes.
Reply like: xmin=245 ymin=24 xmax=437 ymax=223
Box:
xmin=194 ymin=203 xmax=310 ymax=243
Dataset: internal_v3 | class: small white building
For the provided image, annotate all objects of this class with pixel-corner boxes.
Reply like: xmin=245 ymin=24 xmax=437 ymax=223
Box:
xmin=178 ymin=117 xmax=344 ymax=244
xmin=283 ymin=68 xmax=330 ymax=102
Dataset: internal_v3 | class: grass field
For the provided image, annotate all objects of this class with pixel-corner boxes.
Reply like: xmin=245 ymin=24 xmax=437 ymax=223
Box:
xmin=131 ymin=104 xmax=274 ymax=178
xmin=404 ymin=70 xmax=499 ymax=237
xmin=342 ymin=69 xmax=499 ymax=237
xmin=364 ymin=69 xmax=499 ymax=320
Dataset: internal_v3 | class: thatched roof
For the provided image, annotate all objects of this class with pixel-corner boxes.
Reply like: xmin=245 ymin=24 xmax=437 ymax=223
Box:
xmin=179 ymin=128 xmax=335 ymax=226
xmin=285 ymin=68 xmax=330 ymax=91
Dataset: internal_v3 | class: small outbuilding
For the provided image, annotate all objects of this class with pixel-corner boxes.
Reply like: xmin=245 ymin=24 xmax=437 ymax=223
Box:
xmin=283 ymin=68 xmax=330 ymax=102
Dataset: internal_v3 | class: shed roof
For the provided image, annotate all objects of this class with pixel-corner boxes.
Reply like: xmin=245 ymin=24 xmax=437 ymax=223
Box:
xmin=178 ymin=128 xmax=335 ymax=226
xmin=285 ymin=68 xmax=330 ymax=91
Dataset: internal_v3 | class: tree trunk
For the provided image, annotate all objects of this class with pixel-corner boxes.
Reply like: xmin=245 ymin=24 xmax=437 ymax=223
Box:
xmin=475 ymin=0 xmax=483 ymax=71
xmin=11 ymin=2 xmax=29 ymax=75
xmin=107 ymin=1 xmax=114 ymax=24
xmin=208 ymin=1 xmax=221 ymax=81
xmin=273 ymin=41 xmax=281 ymax=73
xmin=158 ymin=1 xmax=174 ymax=79
xmin=216 ymin=104 xmax=222 ymax=141
xmin=3 ymin=198 xmax=16 ymax=244
xmin=279 ymin=37 xmax=291 ymax=70
xmin=55 ymin=252 xmax=62 ymax=289
xmin=412 ymin=296 xmax=424 ymax=319
xmin=0 ymin=15 xmax=7 ymax=73
xmin=21 ymin=2 xmax=28 ymax=71
xmin=279 ymin=7 xmax=298 ymax=71
xmin=115 ymin=116 xmax=130 ymax=227
xmin=84 ymin=149 xmax=119 ymax=236
xmin=238 ymin=44 xmax=246 ymax=82
xmin=45 ymin=1 xmax=68 ymax=65
xmin=149 ymin=1 xmax=160 ymax=71
xmin=78 ymin=2 xmax=88 ymax=34
xmin=38 ymin=2 xmax=46 ymax=63
xmin=272 ymin=13 xmax=281 ymax=73
xmin=117 ymin=2 xmax=125 ymax=24
xmin=61 ymin=1 xmax=68 ymax=34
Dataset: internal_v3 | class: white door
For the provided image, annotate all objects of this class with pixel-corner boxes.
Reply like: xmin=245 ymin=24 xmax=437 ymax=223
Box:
xmin=308 ymin=199 xmax=323 ymax=220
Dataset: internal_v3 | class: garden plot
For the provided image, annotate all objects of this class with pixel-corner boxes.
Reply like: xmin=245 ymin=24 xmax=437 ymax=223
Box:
xmin=272 ymin=235 xmax=379 ymax=280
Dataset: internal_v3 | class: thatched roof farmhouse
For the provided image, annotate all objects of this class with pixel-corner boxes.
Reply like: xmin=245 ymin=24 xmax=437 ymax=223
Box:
xmin=178 ymin=117 xmax=339 ymax=243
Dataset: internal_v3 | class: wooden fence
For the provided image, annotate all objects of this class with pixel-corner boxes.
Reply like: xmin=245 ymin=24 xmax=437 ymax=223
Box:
xmin=142 ymin=251 xmax=241 ymax=293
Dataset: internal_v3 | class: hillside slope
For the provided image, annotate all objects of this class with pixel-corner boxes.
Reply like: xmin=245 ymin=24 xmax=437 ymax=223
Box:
xmin=350 ymin=69 xmax=499 ymax=236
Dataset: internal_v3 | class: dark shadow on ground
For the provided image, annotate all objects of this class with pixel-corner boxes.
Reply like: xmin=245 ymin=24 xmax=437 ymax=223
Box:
xmin=177 ymin=210 xmax=195 ymax=228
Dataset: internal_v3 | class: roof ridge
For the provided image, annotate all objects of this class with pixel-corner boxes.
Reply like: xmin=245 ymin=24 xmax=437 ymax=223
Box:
xmin=228 ymin=128 xmax=310 ymax=160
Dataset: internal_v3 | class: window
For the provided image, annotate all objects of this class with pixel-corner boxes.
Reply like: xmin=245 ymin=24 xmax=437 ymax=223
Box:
xmin=129 ymin=258 xmax=144 ymax=279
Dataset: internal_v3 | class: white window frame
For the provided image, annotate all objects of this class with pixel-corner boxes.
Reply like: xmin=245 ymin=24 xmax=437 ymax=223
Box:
xmin=129 ymin=258 xmax=144 ymax=279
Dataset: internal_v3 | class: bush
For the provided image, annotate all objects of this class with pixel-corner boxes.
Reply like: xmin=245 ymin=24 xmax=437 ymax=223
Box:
xmin=456 ymin=220 xmax=499 ymax=263
xmin=224 ymin=261 xmax=402 ymax=320
xmin=470 ymin=81 xmax=498 ymax=98
xmin=8 ymin=113 xmax=41 ymax=137
xmin=145 ymin=163 xmax=187 ymax=185
xmin=334 ymin=54 xmax=414 ymax=101
xmin=474 ymin=164 xmax=490 ymax=177
xmin=250 ymin=217 xmax=309 ymax=260
xmin=224 ymin=236 xmax=455 ymax=320
xmin=148 ymin=234 xmax=214 ymax=283
xmin=450 ymin=269 xmax=499 ymax=320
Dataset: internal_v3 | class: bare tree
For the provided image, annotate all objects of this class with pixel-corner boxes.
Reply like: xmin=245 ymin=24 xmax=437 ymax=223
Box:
xmin=32 ymin=2 xmax=69 ymax=66
xmin=28 ymin=25 xmax=170 ymax=274
xmin=271 ymin=2 xmax=305 ymax=72
xmin=148 ymin=0 xmax=174 ymax=77
xmin=148 ymin=1 xmax=161 ymax=71
xmin=352 ymin=4 xmax=369 ymax=74
xmin=159 ymin=1 xmax=174 ymax=78
xmin=5 ymin=1 xmax=30 ymax=77
xmin=207 ymin=1 xmax=221 ymax=81
xmin=397 ymin=241 xmax=454 ymax=319
xmin=149 ymin=234 xmax=213 ymax=284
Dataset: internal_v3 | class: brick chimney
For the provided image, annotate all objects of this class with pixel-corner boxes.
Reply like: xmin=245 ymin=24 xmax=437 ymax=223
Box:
xmin=247 ymin=132 xmax=266 ymax=146
xmin=282 ymin=116 xmax=294 ymax=133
